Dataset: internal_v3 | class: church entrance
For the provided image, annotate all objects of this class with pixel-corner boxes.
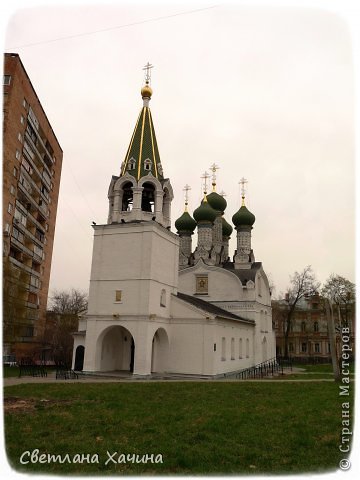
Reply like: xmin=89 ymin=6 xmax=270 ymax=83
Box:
xmin=151 ymin=328 xmax=169 ymax=373
xmin=98 ymin=326 xmax=135 ymax=372
xmin=74 ymin=345 xmax=85 ymax=371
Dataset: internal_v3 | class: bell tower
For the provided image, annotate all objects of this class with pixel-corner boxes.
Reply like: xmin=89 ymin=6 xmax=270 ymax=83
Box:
xmin=107 ymin=63 xmax=173 ymax=228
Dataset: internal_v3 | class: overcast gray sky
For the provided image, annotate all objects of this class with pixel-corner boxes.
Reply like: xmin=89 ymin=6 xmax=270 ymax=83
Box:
xmin=2 ymin=0 xmax=358 ymax=299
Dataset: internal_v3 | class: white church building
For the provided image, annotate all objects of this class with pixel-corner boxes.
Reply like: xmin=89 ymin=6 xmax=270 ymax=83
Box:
xmin=72 ymin=69 xmax=275 ymax=377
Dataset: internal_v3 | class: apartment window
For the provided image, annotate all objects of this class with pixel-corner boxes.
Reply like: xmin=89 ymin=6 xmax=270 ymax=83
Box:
xmin=289 ymin=343 xmax=294 ymax=353
xmin=22 ymin=157 xmax=33 ymax=175
xmin=30 ymin=276 xmax=40 ymax=288
xmin=301 ymin=343 xmax=307 ymax=353
xmin=14 ymin=208 xmax=27 ymax=227
xmin=10 ymin=185 xmax=15 ymax=196
xmin=301 ymin=321 xmax=306 ymax=332
xmin=12 ymin=227 xmax=24 ymax=243
xmin=3 ymin=75 xmax=11 ymax=85
xmin=246 ymin=338 xmax=250 ymax=358
xmin=18 ymin=133 xmax=22 ymax=143
xmin=20 ymin=115 xmax=24 ymax=124
xmin=231 ymin=338 xmax=235 ymax=360
xmin=221 ymin=337 xmax=226 ymax=361
xmin=7 ymin=203 xmax=13 ymax=214
xmin=314 ymin=321 xmax=319 ymax=332
xmin=315 ymin=343 xmax=320 ymax=353
xmin=115 ymin=290 xmax=122 ymax=302
xmin=196 ymin=275 xmax=208 ymax=295
xmin=23 ymin=98 xmax=28 ymax=109
xmin=4 ymin=223 xmax=11 ymax=235
xmin=13 ymin=167 xmax=18 ymax=178
xmin=45 ymin=224 xmax=49 ymax=232
xmin=15 ymin=150 xmax=21 ymax=160
xmin=33 ymin=245 xmax=43 ymax=259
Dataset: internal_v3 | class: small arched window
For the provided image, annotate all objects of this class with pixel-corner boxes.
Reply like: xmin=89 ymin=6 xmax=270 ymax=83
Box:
xmin=239 ymin=338 xmax=243 ymax=359
xmin=160 ymin=289 xmax=166 ymax=307
xmin=144 ymin=158 xmax=152 ymax=171
xmin=127 ymin=158 xmax=136 ymax=171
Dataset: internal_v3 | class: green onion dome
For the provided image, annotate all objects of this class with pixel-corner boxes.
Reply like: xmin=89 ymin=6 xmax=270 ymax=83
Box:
xmin=175 ymin=210 xmax=197 ymax=233
xmin=206 ymin=191 xmax=227 ymax=213
xmin=193 ymin=198 xmax=217 ymax=224
xmin=222 ymin=217 xmax=233 ymax=237
xmin=232 ymin=205 xmax=256 ymax=228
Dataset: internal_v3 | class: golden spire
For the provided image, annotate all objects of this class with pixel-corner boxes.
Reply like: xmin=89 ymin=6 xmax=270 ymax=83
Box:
xmin=239 ymin=177 xmax=248 ymax=206
xmin=210 ymin=163 xmax=219 ymax=192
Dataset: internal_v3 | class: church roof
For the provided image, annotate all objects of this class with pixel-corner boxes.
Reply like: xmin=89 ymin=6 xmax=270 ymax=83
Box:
xmin=176 ymin=292 xmax=254 ymax=324
xmin=120 ymin=87 xmax=164 ymax=181
xmin=223 ymin=261 xmax=262 ymax=285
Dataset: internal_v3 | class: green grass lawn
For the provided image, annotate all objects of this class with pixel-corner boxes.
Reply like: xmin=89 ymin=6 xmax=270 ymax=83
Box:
xmin=4 ymin=381 xmax=353 ymax=475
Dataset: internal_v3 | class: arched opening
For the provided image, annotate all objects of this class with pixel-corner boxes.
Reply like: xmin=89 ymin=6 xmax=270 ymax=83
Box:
xmin=141 ymin=182 xmax=155 ymax=213
xmin=122 ymin=182 xmax=133 ymax=212
xmin=262 ymin=336 xmax=267 ymax=362
xmin=74 ymin=345 xmax=84 ymax=371
xmin=151 ymin=328 xmax=169 ymax=373
xmin=97 ymin=326 xmax=135 ymax=372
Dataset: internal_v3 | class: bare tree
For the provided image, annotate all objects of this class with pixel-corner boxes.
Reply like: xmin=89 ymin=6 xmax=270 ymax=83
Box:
xmin=45 ymin=289 xmax=88 ymax=366
xmin=50 ymin=288 xmax=88 ymax=315
xmin=321 ymin=274 xmax=355 ymax=328
xmin=322 ymin=274 xmax=355 ymax=382
xmin=283 ymin=265 xmax=320 ymax=358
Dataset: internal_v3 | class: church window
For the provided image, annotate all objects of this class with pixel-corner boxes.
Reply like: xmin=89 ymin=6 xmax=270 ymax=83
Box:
xmin=231 ymin=338 xmax=235 ymax=360
xmin=314 ymin=321 xmax=319 ymax=332
xmin=115 ymin=290 xmax=122 ymax=302
xmin=239 ymin=338 xmax=243 ymax=358
xmin=144 ymin=158 xmax=152 ymax=171
xmin=127 ymin=158 xmax=136 ymax=171
xmin=221 ymin=337 xmax=226 ymax=361
xmin=246 ymin=338 xmax=250 ymax=358
xmin=196 ymin=275 xmax=208 ymax=295
xmin=160 ymin=289 xmax=166 ymax=307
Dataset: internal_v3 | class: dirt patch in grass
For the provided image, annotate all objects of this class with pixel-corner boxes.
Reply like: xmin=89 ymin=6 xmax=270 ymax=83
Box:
xmin=4 ymin=396 xmax=74 ymax=414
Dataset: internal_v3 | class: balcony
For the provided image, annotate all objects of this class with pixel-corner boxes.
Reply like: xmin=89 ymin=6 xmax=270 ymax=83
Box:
xmin=27 ymin=115 xmax=54 ymax=169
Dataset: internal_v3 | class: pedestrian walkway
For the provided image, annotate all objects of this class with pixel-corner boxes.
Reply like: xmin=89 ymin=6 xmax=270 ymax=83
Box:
xmin=3 ymin=368 xmax=345 ymax=386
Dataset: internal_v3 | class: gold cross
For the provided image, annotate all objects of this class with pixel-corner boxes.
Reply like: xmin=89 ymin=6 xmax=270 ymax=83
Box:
xmin=201 ymin=172 xmax=210 ymax=195
xmin=143 ymin=62 xmax=154 ymax=84
xmin=183 ymin=184 xmax=191 ymax=210
xmin=239 ymin=177 xmax=248 ymax=205
xmin=209 ymin=163 xmax=219 ymax=191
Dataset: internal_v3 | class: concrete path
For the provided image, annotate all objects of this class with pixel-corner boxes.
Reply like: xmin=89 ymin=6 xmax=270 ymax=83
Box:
xmin=3 ymin=370 xmax=342 ymax=386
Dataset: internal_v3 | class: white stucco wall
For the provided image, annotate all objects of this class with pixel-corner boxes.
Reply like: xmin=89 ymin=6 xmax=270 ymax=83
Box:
xmin=87 ymin=222 xmax=179 ymax=318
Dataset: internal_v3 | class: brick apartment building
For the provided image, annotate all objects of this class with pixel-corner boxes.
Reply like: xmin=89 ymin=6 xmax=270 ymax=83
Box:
xmin=3 ymin=53 xmax=63 ymax=360
xmin=272 ymin=293 xmax=355 ymax=362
